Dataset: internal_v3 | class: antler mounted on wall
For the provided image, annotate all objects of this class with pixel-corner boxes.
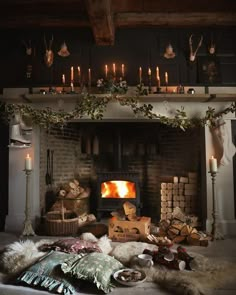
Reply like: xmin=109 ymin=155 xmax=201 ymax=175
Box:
xmin=22 ymin=40 xmax=32 ymax=56
xmin=44 ymin=35 xmax=54 ymax=67
xmin=189 ymin=34 xmax=203 ymax=62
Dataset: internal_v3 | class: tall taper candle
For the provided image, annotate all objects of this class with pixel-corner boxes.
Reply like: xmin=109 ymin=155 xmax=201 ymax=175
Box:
xmin=209 ymin=156 xmax=217 ymax=172
xmin=71 ymin=66 xmax=74 ymax=82
xmin=112 ymin=63 xmax=116 ymax=77
xmin=139 ymin=67 xmax=142 ymax=84
xmin=62 ymin=74 xmax=65 ymax=85
xmin=25 ymin=154 xmax=32 ymax=170
xmin=105 ymin=64 xmax=108 ymax=79
xmin=88 ymin=68 xmax=91 ymax=88
xmin=121 ymin=64 xmax=125 ymax=78
xmin=165 ymin=72 xmax=168 ymax=85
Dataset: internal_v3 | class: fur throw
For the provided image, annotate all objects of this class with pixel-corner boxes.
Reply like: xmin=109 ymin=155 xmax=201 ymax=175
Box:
xmin=1 ymin=238 xmax=236 ymax=295
xmin=111 ymin=241 xmax=236 ymax=295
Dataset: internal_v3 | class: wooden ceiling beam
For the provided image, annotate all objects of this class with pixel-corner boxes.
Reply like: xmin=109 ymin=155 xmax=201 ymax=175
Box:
xmin=115 ymin=12 xmax=236 ymax=27
xmin=85 ymin=0 xmax=114 ymax=45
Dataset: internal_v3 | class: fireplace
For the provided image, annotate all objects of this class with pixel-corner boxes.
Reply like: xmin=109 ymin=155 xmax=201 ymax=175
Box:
xmin=96 ymin=171 xmax=141 ymax=220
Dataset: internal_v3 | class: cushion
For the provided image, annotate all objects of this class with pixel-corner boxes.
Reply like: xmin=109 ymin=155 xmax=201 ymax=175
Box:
xmin=38 ymin=238 xmax=102 ymax=254
xmin=61 ymin=252 xmax=124 ymax=293
xmin=16 ymin=251 xmax=83 ymax=294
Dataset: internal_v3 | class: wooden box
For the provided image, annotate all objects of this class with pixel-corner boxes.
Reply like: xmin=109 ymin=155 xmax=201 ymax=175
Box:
xmin=108 ymin=216 xmax=151 ymax=242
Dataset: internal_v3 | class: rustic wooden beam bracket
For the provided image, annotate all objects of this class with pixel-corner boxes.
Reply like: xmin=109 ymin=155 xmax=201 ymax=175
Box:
xmin=85 ymin=0 xmax=115 ymax=45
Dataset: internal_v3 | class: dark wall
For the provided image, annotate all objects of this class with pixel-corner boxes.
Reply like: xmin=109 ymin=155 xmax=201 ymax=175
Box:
xmin=0 ymin=27 xmax=236 ymax=89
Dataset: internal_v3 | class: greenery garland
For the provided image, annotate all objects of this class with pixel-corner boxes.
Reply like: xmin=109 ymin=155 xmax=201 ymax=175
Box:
xmin=1 ymin=91 xmax=236 ymax=131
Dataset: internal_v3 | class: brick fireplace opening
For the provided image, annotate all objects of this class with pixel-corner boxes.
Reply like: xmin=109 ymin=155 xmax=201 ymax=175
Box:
xmin=39 ymin=122 xmax=203 ymax=223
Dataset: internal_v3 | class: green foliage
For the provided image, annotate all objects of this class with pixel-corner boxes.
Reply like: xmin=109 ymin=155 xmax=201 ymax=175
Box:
xmin=1 ymin=91 xmax=235 ymax=131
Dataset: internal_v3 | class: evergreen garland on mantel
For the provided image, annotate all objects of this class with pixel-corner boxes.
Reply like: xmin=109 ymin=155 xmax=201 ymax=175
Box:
xmin=1 ymin=92 xmax=236 ymax=131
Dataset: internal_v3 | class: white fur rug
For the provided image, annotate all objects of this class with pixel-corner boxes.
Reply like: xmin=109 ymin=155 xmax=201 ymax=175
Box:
xmin=1 ymin=235 xmax=236 ymax=295
xmin=111 ymin=241 xmax=236 ymax=295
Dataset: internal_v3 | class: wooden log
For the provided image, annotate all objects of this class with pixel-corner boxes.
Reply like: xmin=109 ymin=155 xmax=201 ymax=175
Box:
xmin=180 ymin=177 xmax=188 ymax=183
xmin=178 ymin=183 xmax=184 ymax=189
xmin=161 ymin=201 xmax=167 ymax=208
xmin=172 ymin=235 xmax=186 ymax=244
xmin=161 ymin=183 xmax=167 ymax=189
xmin=161 ymin=195 xmax=167 ymax=201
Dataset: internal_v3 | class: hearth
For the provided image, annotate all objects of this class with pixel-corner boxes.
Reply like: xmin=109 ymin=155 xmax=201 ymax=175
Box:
xmin=96 ymin=171 xmax=141 ymax=220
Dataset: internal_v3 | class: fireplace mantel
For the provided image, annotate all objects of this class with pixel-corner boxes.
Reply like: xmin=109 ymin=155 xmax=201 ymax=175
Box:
xmin=1 ymin=92 xmax=236 ymax=104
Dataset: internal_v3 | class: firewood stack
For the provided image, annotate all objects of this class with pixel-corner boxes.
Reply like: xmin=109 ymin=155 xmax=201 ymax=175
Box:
xmin=160 ymin=172 xmax=198 ymax=220
xmin=159 ymin=218 xmax=209 ymax=246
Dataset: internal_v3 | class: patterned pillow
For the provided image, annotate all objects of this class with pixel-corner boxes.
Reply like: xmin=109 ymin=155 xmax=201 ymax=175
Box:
xmin=61 ymin=252 xmax=123 ymax=293
xmin=39 ymin=238 xmax=102 ymax=254
xmin=16 ymin=251 xmax=82 ymax=294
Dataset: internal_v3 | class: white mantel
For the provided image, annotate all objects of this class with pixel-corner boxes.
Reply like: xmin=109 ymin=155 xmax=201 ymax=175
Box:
xmin=2 ymin=86 xmax=236 ymax=236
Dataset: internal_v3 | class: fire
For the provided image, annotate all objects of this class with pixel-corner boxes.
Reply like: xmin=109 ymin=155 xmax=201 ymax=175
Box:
xmin=101 ymin=180 xmax=136 ymax=198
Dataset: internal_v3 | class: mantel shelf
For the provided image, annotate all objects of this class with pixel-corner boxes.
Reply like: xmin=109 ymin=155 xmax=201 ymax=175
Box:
xmin=1 ymin=93 xmax=236 ymax=103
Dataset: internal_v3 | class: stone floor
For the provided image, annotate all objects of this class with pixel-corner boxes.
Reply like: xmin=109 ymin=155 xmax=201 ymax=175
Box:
xmin=0 ymin=232 xmax=236 ymax=295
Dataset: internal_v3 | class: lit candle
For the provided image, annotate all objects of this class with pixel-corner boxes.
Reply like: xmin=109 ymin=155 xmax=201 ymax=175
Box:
xmin=62 ymin=74 xmax=65 ymax=85
xmin=209 ymin=156 xmax=217 ymax=172
xmin=112 ymin=63 xmax=116 ymax=77
xmin=165 ymin=72 xmax=168 ymax=85
xmin=70 ymin=66 xmax=74 ymax=82
xmin=121 ymin=64 xmax=125 ymax=78
xmin=156 ymin=66 xmax=159 ymax=80
xmin=105 ymin=64 xmax=108 ymax=79
xmin=88 ymin=68 xmax=91 ymax=86
xmin=139 ymin=66 xmax=142 ymax=84
xmin=156 ymin=66 xmax=160 ymax=88
xmin=77 ymin=66 xmax=81 ymax=79
xmin=148 ymin=67 xmax=151 ymax=76
xmin=25 ymin=154 xmax=32 ymax=170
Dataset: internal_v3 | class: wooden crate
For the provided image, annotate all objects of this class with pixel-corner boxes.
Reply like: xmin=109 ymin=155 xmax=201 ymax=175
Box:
xmin=108 ymin=216 xmax=151 ymax=242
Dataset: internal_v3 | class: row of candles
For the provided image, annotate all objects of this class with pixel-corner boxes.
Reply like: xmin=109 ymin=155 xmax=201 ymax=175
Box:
xmin=61 ymin=64 xmax=169 ymax=86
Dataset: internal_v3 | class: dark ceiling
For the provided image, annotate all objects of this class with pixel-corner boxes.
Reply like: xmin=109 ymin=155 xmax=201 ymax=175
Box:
xmin=0 ymin=0 xmax=236 ymax=45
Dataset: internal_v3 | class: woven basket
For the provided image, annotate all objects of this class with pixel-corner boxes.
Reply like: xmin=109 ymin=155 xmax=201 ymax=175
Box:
xmin=45 ymin=209 xmax=78 ymax=236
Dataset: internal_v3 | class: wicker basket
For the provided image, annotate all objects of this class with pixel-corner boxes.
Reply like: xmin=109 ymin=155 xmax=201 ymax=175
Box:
xmin=45 ymin=209 xmax=79 ymax=236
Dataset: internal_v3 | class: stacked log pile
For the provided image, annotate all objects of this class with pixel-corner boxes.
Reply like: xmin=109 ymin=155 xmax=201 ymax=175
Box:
xmin=160 ymin=172 xmax=198 ymax=220
xmin=159 ymin=218 xmax=209 ymax=246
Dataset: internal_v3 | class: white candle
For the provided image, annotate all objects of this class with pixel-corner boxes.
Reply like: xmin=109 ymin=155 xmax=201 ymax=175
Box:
xmin=25 ymin=154 xmax=32 ymax=170
xmin=209 ymin=156 xmax=217 ymax=172
xmin=148 ymin=67 xmax=151 ymax=76
xmin=88 ymin=68 xmax=91 ymax=86
xmin=62 ymin=74 xmax=65 ymax=85
xmin=70 ymin=66 xmax=74 ymax=82
xmin=165 ymin=72 xmax=168 ymax=85
xmin=156 ymin=66 xmax=159 ymax=80
xmin=112 ymin=63 xmax=116 ymax=77
xmin=121 ymin=64 xmax=125 ymax=78
xmin=156 ymin=67 xmax=160 ymax=88
xmin=105 ymin=64 xmax=108 ymax=78
xmin=139 ymin=66 xmax=142 ymax=84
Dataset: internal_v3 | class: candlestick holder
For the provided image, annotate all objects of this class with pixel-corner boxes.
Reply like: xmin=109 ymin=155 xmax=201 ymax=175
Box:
xmin=209 ymin=171 xmax=224 ymax=241
xmin=21 ymin=169 xmax=35 ymax=236
xmin=165 ymin=84 xmax=168 ymax=93
xmin=148 ymin=78 xmax=152 ymax=94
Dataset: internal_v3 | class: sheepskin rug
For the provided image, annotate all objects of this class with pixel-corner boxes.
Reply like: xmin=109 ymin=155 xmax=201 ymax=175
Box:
xmin=1 ymin=235 xmax=236 ymax=295
xmin=111 ymin=241 xmax=236 ymax=295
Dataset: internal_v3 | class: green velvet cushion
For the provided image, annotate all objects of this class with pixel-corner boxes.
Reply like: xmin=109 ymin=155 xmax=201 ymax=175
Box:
xmin=61 ymin=252 xmax=123 ymax=293
xmin=17 ymin=251 xmax=83 ymax=295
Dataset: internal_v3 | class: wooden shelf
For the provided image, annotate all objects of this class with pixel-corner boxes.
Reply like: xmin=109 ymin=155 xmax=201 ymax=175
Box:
xmin=1 ymin=93 xmax=236 ymax=103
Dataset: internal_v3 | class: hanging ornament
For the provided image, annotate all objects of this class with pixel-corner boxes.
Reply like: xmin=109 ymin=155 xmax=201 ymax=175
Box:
xmin=164 ymin=44 xmax=176 ymax=59
xmin=58 ymin=41 xmax=70 ymax=57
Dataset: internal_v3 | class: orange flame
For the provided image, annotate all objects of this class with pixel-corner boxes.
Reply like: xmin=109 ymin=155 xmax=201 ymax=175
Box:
xmin=101 ymin=180 xmax=136 ymax=198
